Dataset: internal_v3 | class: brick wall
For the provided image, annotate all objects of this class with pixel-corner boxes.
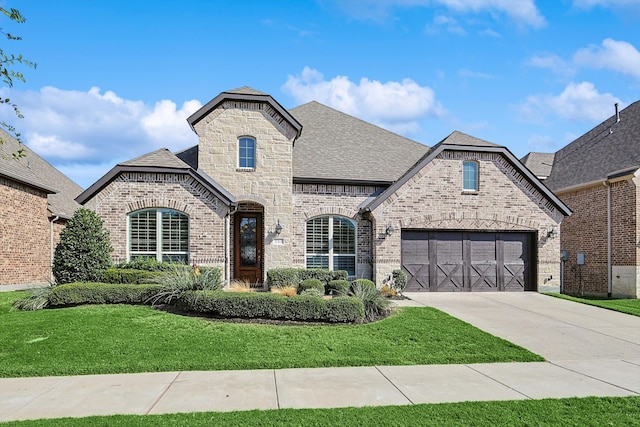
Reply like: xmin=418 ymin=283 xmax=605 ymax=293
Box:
xmin=371 ymin=151 xmax=564 ymax=289
xmin=558 ymin=178 xmax=638 ymax=295
xmin=83 ymin=172 xmax=228 ymax=268
xmin=0 ymin=177 xmax=51 ymax=285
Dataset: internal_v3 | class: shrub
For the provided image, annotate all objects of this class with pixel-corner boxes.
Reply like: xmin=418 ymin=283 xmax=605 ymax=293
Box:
xmin=380 ymin=284 xmax=397 ymax=297
xmin=12 ymin=285 xmax=54 ymax=311
xmin=114 ymin=258 xmax=175 ymax=272
xmin=225 ymin=280 xmax=256 ymax=293
xmin=350 ymin=278 xmax=376 ymax=294
xmin=326 ymin=279 xmax=349 ymax=296
xmin=391 ymin=269 xmax=408 ymax=295
xmin=195 ymin=266 xmax=222 ymax=291
xmin=177 ymin=290 xmax=364 ymax=323
xmin=267 ymin=268 xmax=349 ymax=289
xmin=299 ymin=278 xmax=324 ymax=294
xmin=101 ymin=268 xmax=161 ymax=284
xmin=52 ymin=208 xmax=113 ymax=284
xmin=48 ymin=283 xmax=162 ymax=307
xmin=300 ymin=287 xmax=325 ymax=297
xmin=350 ymin=280 xmax=392 ymax=322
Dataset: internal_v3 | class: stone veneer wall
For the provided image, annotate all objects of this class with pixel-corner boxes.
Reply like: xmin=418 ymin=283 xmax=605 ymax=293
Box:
xmin=0 ymin=177 xmax=51 ymax=285
xmin=82 ymin=172 xmax=228 ymax=267
xmin=292 ymin=183 xmax=383 ymax=279
xmin=193 ymin=104 xmax=296 ymax=274
xmin=558 ymin=178 xmax=639 ymax=297
xmin=370 ymin=151 xmax=564 ymax=290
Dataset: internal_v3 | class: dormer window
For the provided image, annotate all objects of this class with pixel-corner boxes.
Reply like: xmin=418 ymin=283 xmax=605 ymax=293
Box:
xmin=238 ymin=137 xmax=256 ymax=169
xmin=463 ymin=160 xmax=479 ymax=192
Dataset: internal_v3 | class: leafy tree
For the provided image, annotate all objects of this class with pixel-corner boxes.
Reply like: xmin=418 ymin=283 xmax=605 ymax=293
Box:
xmin=53 ymin=208 xmax=113 ymax=284
xmin=0 ymin=7 xmax=36 ymax=158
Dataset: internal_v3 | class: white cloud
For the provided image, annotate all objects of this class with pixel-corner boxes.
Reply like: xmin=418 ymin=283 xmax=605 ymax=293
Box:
xmin=572 ymin=0 xmax=639 ymax=8
xmin=526 ymin=53 xmax=575 ymax=76
xmin=0 ymin=86 xmax=201 ymax=188
xmin=282 ymin=66 xmax=444 ymax=135
xmin=333 ymin=0 xmax=545 ymax=28
xmin=573 ymin=39 xmax=640 ymax=80
xmin=517 ymin=81 xmax=622 ymax=123
xmin=426 ymin=15 xmax=466 ymax=35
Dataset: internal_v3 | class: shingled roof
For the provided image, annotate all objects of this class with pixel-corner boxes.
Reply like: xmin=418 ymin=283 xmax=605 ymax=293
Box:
xmin=520 ymin=152 xmax=555 ymax=180
xmin=545 ymin=100 xmax=640 ymax=191
xmin=290 ymin=101 xmax=430 ymax=184
xmin=0 ymin=129 xmax=82 ymax=218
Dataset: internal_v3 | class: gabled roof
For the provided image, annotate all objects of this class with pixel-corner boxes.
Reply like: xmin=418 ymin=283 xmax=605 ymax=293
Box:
xmin=186 ymin=86 xmax=302 ymax=139
xmin=76 ymin=148 xmax=236 ymax=207
xmin=290 ymin=101 xmax=430 ymax=184
xmin=545 ymin=100 xmax=640 ymax=191
xmin=0 ymin=129 xmax=82 ymax=218
xmin=361 ymin=131 xmax=571 ymax=216
xmin=520 ymin=152 xmax=555 ymax=179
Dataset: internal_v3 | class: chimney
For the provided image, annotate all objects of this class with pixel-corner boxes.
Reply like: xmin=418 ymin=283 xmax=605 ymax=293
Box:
xmin=615 ymin=103 xmax=620 ymax=123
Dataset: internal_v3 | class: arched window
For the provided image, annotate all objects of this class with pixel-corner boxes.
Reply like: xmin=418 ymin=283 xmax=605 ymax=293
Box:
xmin=129 ymin=209 xmax=189 ymax=263
xmin=306 ymin=216 xmax=356 ymax=276
xmin=238 ymin=137 xmax=256 ymax=169
xmin=463 ymin=160 xmax=479 ymax=191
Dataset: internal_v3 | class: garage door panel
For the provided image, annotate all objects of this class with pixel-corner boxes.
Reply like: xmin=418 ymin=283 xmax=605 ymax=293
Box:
xmin=469 ymin=233 xmax=498 ymax=291
xmin=401 ymin=231 xmax=430 ymax=292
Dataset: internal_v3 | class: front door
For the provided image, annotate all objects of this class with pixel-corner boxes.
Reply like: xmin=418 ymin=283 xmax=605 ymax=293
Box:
xmin=234 ymin=212 xmax=263 ymax=284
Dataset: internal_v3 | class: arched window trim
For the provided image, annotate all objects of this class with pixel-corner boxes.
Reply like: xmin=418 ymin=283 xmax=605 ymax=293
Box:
xmin=128 ymin=208 xmax=189 ymax=263
xmin=462 ymin=160 xmax=479 ymax=192
xmin=305 ymin=215 xmax=357 ymax=277
xmin=238 ymin=136 xmax=256 ymax=170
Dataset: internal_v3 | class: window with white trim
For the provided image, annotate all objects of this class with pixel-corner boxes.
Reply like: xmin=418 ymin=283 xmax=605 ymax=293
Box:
xmin=238 ymin=137 xmax=256 ymax=169
xmin=129 ymin=209 xmax=189 ymax=263
xmin=306 ymin=216 xmax=356 ymax=276
xmin=463 ymin=160 xmax=479 ymax=191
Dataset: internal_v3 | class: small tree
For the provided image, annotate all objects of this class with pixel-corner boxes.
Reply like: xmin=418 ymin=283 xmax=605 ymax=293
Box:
xmin=53 ymin=208 xmax=113 ymax=284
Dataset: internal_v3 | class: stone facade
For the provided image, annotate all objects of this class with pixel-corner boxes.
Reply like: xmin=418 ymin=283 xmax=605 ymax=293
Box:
xmin=194 ymin=103 xmax=297 ymax=276
xmin=83 ymin=172 xmax=228 ymax=270
xmin=370 ymin=151 xmax=564 ymax=290
xmin=557 ymin=176 xmax=640 ymax=297
xmin=0 ymin=177 xmax=52 ymax=285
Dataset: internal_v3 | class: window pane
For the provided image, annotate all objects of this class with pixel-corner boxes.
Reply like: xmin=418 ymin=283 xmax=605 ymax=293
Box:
xmin=130 ymin=210 xmax=157 ymax=253
xmin=334 ymin=255 xmax=356 ymax=276
xmin=463 ymin=161 xmax=478 ymax=191
xmin=162 ymin=210 xmax=188 ymax=252
xmin=333 ymin=217 xmax=355 ymax=254
xmin=239 ymin=216 xmax=258 ymax=267
xmin=306 ymin=217 xmax=329 ymax=254
xmin=307 ymin=255 xmax=329 ymax=269
xmin=239 ymin=137 xmax=256 ymax=169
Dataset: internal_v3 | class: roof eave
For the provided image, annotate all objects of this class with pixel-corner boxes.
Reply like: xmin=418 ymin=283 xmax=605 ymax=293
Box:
xmin=0 ymin=170 xmax=59 ymax=194
xmin=293 ymin=176 xmax=393 ymax=187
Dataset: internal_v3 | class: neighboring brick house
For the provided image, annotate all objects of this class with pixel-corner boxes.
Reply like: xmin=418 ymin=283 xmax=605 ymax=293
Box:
xmin=0 ymin=130 xmax=82 ymax=286
xmin=77 ymin=87 xmax=570 ymax=292
xmin=543 ymin=101 xmax=640 ymax=298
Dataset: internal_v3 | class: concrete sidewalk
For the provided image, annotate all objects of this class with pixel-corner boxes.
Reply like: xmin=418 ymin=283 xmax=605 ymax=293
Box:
xmin=2 ymin=292 xmax=640 ymax=422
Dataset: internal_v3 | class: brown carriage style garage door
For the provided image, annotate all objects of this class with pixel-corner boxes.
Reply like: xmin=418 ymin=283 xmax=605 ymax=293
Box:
xmin=401 ymin=230 xmax=535 ymax=292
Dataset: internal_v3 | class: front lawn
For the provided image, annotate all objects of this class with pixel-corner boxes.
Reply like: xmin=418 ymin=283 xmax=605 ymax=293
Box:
xmin=546 ymin=293 xmax=640 ymax=317
xmin=0 ymin=291 xmax=541 ymax=377
xmin=2 ymin=396 xmax=639 ymax=426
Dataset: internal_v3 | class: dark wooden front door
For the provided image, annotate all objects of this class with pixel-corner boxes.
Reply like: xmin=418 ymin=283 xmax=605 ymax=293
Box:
xmin=234 ymin=212 xmax=263 ymax=284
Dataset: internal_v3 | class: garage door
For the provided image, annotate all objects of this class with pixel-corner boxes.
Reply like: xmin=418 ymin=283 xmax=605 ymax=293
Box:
xmin=401 ymin=231 xmax=535 ymax=292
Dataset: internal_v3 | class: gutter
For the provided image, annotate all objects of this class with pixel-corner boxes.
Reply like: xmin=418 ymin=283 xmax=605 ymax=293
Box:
xmin=49 ymin=215 xmax=60 ymax=283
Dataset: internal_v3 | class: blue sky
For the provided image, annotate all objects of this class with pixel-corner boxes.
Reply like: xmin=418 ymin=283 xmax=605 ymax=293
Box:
xmin=2 ymin=0 xmax=640 ymax=188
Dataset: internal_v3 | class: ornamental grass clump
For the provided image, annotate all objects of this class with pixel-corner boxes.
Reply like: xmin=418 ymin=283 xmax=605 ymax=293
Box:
xmin=349 ymin=280 xmax=392 ymax=322
xmin=11 ymin=285 xmax=54 ymax=311
xmin=149 ymin=263 xmax=222 ymax=305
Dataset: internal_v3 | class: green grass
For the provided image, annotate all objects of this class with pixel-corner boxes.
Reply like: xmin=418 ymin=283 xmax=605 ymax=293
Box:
xmin=546 ymin=292 xmax=640 ymax=316
xmin=0 ymin=291 xmax=541 ymax=377
xmin=2 ymin=396 xmax=639 ymax=426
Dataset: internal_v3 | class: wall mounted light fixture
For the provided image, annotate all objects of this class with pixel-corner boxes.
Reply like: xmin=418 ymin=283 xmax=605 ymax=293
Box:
xmin=385 ymin=223 xmax=395 ymax=236
xmin=547 ymin=226 xmax=557 ymax=239
xmin=275 ymin=220 xmax=283 ymax=235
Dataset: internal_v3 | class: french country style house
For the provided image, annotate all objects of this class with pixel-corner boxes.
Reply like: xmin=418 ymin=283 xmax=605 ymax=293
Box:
xmin=77 ymin=87 xmax=571 ymax=292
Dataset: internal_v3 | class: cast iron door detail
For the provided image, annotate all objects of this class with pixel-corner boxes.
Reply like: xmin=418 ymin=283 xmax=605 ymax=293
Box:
xmin=401 ymin=230 xmax=534 ymax=292
xmin=234 ymin=213 xmax=263 ymax=284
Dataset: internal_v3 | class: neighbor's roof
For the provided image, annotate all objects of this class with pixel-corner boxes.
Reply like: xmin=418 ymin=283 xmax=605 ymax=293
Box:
xmin=0 ymin=129 xmax=82 ymax=218
xmin=290 ymin=101 xmax=430 ymax=184
xmin=545 ymin=100 xmax=640 ymax=191
xmin=520 ymin=152 xmax=555 ymax=179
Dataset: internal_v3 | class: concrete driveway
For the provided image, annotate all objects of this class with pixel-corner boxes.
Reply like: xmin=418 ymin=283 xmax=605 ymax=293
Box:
xmin=403 ymin=292 xmax=640 ymax=361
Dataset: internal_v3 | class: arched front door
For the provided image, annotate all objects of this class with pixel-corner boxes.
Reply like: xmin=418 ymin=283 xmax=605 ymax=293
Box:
xmin=234 ymin=212 xmax=263 ymax=284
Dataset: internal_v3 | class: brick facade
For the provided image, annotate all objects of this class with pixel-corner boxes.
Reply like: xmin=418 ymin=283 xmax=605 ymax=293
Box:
xmin=558 ymin=177 xmax=639 ymax=297
xmin=83 ymin=172 xmax=229 ymax=269
xmin=0 ymin=177 xmax=52 ymax=285
xmin=370 ymin=151 xmax=564 ymax=290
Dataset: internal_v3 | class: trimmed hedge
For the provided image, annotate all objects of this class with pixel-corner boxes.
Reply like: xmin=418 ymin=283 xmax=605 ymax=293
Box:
xmin=326 ymin=279 xmax=349 ymax=296
xmin=267 ymin=268 xmax=348 ymax=289
xmin=101 ymin=268 xmax=162 ymax=284
xmin=49 ymin=283 xmax=162 ymax=307
xmin=299 ymin=278 xmax=324 ymax=293
xmin=177 ymin=290 xmax=364 ymax=323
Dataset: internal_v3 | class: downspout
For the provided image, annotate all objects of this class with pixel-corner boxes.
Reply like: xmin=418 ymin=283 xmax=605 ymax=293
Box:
xmin=225 ymin=207 xmax=238 ymax=284
xmin=49 ymin=215 xmax=59 ymax=283
xmin=606 ymin=180 xmax=612 ymax=297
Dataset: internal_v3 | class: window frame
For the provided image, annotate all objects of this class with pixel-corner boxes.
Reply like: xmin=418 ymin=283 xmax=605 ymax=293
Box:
xmin=128 ymin=208 xmax=189 ymax=263
xmin=238 ymin=136 xmax=256 ymax=170
xmin=305 ymin=215 xmax=357 ymax=277
xmin=462 ymin=160 xmax=479 ymax=192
